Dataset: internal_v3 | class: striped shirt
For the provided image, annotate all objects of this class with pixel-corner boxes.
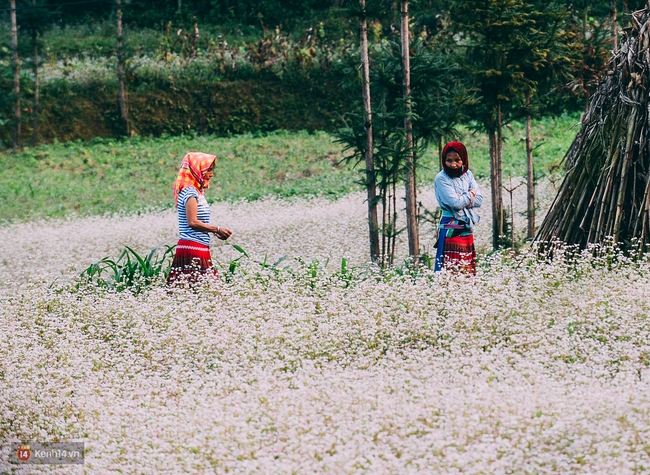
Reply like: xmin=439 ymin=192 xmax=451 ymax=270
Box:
xmin=177 ymin=187 xmax=211 ymax=246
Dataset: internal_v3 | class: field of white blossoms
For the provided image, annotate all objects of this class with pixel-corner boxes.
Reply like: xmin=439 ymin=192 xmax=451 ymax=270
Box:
xmin=2 ymin=184 xmax=650 ymax=474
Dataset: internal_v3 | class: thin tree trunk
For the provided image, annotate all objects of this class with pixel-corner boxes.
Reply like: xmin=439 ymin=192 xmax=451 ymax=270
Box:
xmin=360 ymin=0 xmax=380 ymax=264
xmin=489 ymin=128 xmax=499 ymax=248
xmin=392 ymin=181 xmax=397 ymax=265
xmin=386 ymin=187 xmax=392 ymax=267
xmin=507 ymin=177 xmax=515 ymax=251
xmin=525 ymin=91 xmax=535 ymax=239
xmin=382 ymin=191 xmax=387 ymax=267
xmin=32 ymin=28 xmax=39 ymax=146
xmin=497 ymin=102 xmax=504 ymax=241
xmin=116 ymin=0 xmax=130 ymax=136
xmin=413 ymin=147 xmax=418 ymax=206
xmin=401 ymin=0 xmax=419 ymax=258
xmin=10 ymin=0 xmax=20 ymax=149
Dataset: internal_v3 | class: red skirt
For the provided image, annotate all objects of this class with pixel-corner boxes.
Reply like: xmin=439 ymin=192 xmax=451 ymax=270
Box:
xmin=166 ymin=239 xmax=218 ymax=285
xmin=443 ymin=234 xmax=477 ymax=275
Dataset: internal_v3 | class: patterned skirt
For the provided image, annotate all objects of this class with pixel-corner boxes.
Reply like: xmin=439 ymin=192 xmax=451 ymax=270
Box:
xmin=440 ymin=234 xmax=476 ymax=274
xmin=166 ymin=239 xmax=218 ymax=285
xmin=434 ymin=217 xmax=477 ymax=274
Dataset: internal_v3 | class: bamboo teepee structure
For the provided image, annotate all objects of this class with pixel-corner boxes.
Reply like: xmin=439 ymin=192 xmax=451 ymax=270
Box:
xmin=536 ymin=4 xmax=650 ymax=249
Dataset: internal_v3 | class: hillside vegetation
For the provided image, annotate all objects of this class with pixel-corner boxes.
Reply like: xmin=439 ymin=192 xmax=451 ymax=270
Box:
xmin=2 ymin=0 xmax=631 ymax=145
xmin=0 ymin=113 xmax=578 ymax=223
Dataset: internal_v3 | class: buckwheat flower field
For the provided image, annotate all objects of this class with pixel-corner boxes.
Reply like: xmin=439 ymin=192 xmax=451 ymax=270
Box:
xmin=1 ymin=186 xmax=650 ymax=474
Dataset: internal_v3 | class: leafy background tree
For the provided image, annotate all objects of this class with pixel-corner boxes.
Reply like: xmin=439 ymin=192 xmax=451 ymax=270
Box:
xmin=507 ymin=2 xmax=573 ymax=239
xmin=446 ymin=0 xmax=583 ymax=249
xmin=336 ymin=1 xmax=473 ymax=263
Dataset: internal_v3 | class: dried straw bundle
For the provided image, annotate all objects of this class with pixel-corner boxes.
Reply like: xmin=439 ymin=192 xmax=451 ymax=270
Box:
xmin=536 ymin=5 xmax=650 ymax=248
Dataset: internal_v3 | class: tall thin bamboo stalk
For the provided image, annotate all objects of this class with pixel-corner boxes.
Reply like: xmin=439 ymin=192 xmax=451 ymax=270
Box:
xmin=497 ymin=101 xmax=504 ymax=240
xmin=116 ymin=0 xmax=130 ymax=136
xmin=392 ymin=181 xmax=397 ymax=265
xmin=382 ymin=191 xmax=387 ymax=267
xmin=32 ymin=0 xmax=39 ymax=146
xmin=489 ymin=129 xmax=499 ymax=247
xmin=360 ymin=0 xmax=380 ymax=264
xmin=10 ymin=0 xmax=20 ymax=149
xmin=401 ymin=0 xmax=419 ymax=257
xmin=526 ymin=91 xmax=535 ymax=239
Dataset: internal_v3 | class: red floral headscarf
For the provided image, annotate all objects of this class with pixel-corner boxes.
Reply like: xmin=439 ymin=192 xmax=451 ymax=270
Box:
xmin=441 ymin=141 xmax=469 ymax=177
xmin=173 ymin=152 xmax=217 ymax=204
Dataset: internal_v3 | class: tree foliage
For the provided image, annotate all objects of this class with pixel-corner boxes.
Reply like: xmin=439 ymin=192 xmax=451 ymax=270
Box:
xmin=445 ymin=0 xmax=578 ymax=248
xmin=335 ymin=37 xmax=474 ymax=264
xmin=0 ymin=0 xmax=644 ymax=149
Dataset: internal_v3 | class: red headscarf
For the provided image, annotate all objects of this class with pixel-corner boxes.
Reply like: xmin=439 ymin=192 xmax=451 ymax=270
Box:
xmin=173 ymin=152 xmax=217 ymax=204
xmin=441 ymin=141 xmax=469 ymax=177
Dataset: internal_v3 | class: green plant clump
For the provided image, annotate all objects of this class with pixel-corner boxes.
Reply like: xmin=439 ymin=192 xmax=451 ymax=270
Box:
xmin=78 ymin=245 xmax=175 ymax=294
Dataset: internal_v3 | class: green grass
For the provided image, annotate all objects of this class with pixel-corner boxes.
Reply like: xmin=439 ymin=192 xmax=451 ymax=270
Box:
xmin=0 ymin=113 xmax=580 ymax=223
xmin=0 ymin=131 xmax=356 ymax=222
xmin=414 ymin=112 xmax=581 ymax=183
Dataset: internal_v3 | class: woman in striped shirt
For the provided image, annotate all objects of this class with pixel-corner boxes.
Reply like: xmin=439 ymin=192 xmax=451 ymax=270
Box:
xmin=167 ymin=152 xmax=232 ymax=285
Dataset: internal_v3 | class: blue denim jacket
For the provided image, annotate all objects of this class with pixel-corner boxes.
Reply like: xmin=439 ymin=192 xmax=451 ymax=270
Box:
xmin=434 ymin=170 xmax=483 ymax=230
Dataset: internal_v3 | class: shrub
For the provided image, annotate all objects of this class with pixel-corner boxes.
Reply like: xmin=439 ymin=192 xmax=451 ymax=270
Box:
xmin=77 ymin=244 xmax=175 ymax=294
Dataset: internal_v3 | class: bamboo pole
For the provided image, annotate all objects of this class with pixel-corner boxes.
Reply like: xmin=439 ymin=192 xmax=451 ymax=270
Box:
xmin=390 ymin=186 xmax=395 ymax=266
xmin=32 ymin=1 xmax=39 ymax=146
xmin=116 ymin=0 xmax=130 ymax=136
xmin=525 ymin=91 xmax=535 ymax=239
xmin=401 ymin=0 xmax=419 ymax=258
xmin=613 ymin=108 xmax=638 ymax=240
xmin=360 ymin=0 xmax=380 ymax=264
xmin=593 ymin=143 xmax=620 ymax=240
xmin=10 ymin=0 xmax=20 ymax=149
xmin=497 ymin=101 xmax=504 ymax=241
xmin=489 ymin=129 xmax=499 ymax=248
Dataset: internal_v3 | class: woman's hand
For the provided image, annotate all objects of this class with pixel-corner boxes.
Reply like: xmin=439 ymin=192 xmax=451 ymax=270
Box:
xmin=213 ymin=226 xmax=232 ymax=240
xmin=186 ymin=197 xmax=233 ymax=240
xmin=468 ymin=188 xmax=477 ymax=206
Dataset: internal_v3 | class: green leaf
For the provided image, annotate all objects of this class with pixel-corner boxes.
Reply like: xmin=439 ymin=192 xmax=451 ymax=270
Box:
xmin=230 ymin=244 xmax=249 ymax=257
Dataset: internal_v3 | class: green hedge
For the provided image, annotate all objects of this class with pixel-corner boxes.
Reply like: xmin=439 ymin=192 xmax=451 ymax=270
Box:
xmin=1 ymin=72 xmax=353 ymax=145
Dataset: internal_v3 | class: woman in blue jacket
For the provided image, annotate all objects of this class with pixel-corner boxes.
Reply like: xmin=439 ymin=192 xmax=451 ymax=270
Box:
xmin=434 ymin=141 xmax=483 ymax=273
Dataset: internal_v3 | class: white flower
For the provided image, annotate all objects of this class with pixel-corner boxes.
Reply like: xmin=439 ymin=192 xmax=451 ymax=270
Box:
xmin=1 ymin=186 xmax=649 ymax=473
